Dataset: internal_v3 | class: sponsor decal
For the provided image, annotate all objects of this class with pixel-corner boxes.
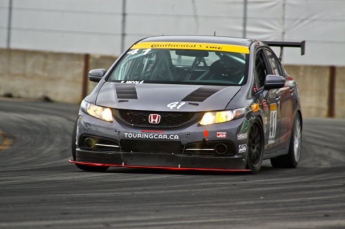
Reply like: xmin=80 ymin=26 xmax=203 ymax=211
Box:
xmin=127 ymin=48 xmax=151 ymax=55
xmin=124 ymin=132 xmax=179 ymax=140
xmin=268 ymin=103 xmax=277 ymax=144
xmin=130 ymin=42 xmax=249 ymax=54
xmin=263 ymin=117 xmax=268 ymax=134
xmin=239 ymin=144 xmax=247 ymax=153
xmin=270 ymin=103 xmax=277 ymax=111
xmin=253 ymin=84 xmax=258 ymax=92
xmin=237 ymin=133 xmax=247 ymax=140
xmin=148 ymin=114 xmax=161 ymax=124
xmin=251 ymin=103 xmax=260 ymax=112
xmin=262 ymin=99 xmax=269 ymax=112
xmin=120 ymin=80 xmax=144 ymax=84
xmin=241 ymin=119 xmax=250 ymax=133
xmin=217 ymin=132 xmax=226 ymax=138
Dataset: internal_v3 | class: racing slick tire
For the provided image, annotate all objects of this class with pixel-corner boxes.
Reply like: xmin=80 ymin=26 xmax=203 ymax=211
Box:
xmin=246 ymin=120 xmax=264 ymax=174
xmin=71 ymin=119 xmax=109 ymax=172
xmin=270 ymin=113 xmax=302 ymax=168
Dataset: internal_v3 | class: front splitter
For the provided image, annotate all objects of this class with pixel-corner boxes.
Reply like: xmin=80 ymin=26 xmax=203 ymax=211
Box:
xmin=70 ymin=150 xmax=250 ymax=172
xmin=69 ymin=159 xmax=250 ymax=172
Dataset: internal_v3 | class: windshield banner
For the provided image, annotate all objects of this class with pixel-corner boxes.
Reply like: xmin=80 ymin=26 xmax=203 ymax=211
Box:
xmin=131 ymin=42 xmax=249 ymax=54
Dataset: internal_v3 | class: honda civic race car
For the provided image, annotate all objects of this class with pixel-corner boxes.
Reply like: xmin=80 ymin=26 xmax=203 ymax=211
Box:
xmin=70 ymin=36 xmax=305 ymax=173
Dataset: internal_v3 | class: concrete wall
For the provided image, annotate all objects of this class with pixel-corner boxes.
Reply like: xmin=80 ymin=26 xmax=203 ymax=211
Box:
xmin=335 ymin=67 xmax=345 ymax=118
xmin=0 ymin=48 xmax=344 ymax=118
xmin=0 ymin=48 xmax=116 ymax=104
xmin=285 ymin=66 xmax=329 ymax=118
xmin=284 ymin=65 xmax=345 ymax=119
xmin=88 ymin=55 xmax=117 ymax=94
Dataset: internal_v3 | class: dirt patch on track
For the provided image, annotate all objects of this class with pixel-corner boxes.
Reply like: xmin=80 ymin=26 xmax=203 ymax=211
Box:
xmin=0 ymin=131 xmax=15 ymax=150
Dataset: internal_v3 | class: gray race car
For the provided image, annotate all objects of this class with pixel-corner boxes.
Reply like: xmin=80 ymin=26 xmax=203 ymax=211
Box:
xmin=70 ymin=36 xmax=305 ymax=173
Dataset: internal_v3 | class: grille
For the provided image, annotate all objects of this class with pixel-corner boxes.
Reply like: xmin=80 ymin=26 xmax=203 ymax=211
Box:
xmin=121 ymin=140 xmax=182 ymax=154
xmin=116 ymin=109 xmax=202 ymax=129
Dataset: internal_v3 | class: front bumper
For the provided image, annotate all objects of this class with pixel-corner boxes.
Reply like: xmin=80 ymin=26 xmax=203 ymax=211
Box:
xmin=72 ymin=112 xmax=250 ymax=172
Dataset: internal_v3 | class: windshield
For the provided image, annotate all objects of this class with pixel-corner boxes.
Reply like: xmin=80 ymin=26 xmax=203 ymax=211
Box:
xmin=108 ymin=42 xmax=249 ymax=86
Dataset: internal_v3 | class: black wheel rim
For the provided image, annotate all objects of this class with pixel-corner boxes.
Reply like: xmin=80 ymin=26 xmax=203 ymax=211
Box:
xmin=248 ymin=123 xmax=262 ymax=167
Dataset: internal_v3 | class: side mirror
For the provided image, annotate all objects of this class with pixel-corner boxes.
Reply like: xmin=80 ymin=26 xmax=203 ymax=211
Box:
xmin=264 ymin=75 xmax=285 ymax=90
xmin=88 ymin=69 xmax=106 ymax=82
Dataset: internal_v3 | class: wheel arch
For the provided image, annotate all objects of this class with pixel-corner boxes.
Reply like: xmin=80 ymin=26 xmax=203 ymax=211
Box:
xmin=250 ymin=113 xmax=265 ymax=135
xmin=245 ymin=114 xmax=265 ymax=173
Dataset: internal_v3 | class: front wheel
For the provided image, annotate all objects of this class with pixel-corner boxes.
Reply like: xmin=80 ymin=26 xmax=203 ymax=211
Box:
xmin=71 ymin=119 xmax=109 ymax=172
xmin=271 ymin=113 xmax=302 ymax=168
xmin=246 ymin=121 xmax=264 ymax=174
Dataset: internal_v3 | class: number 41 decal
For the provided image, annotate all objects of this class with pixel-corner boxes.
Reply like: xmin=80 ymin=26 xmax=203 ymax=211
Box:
xmin=167 ymin=102 xmax=186 ymax=110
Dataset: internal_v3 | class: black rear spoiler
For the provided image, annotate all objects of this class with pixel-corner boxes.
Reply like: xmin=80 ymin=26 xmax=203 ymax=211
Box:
xmin=262 ymin=40 xmax=306 ymax=61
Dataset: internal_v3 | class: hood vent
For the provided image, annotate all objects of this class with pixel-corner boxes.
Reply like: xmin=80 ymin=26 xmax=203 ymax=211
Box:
xmin=115 ymin=84 xmax=138 ymax=99
xmin=182 ymin=86 xmax=224 ymax=102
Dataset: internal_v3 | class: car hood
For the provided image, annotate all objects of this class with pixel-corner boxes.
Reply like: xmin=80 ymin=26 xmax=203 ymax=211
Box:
xmin=95 ymin=83 xmax=241 ymax=112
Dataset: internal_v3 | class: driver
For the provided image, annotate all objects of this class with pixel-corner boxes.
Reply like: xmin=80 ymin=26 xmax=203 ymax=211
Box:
xmin=209 ymin=55 xmax=244 ymax=83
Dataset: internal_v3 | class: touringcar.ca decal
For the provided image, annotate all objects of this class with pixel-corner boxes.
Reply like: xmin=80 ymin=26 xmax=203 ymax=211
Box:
xmin=268 ymin=103 xmax=277 ymax=144
xmin=124 ymin=132 xmax=179 ymax=140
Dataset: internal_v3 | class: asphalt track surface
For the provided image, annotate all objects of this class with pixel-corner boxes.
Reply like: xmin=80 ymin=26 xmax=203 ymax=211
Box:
xmin=0 ymin=99 xmax=344 ymax=229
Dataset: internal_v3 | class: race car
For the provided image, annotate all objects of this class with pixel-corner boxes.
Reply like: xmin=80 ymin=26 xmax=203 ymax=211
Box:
xmin=70 ymin=35 xmax=305 ymax=173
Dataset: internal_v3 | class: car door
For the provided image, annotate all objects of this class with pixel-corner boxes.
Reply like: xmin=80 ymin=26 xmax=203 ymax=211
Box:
xmin=252 ymin=49 xmax=282 ymax=154
xmin=264 ymin=48 xmax=294 ymax=149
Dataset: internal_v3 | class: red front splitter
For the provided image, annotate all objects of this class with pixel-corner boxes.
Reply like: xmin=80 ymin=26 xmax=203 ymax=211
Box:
xmin=69 ymin=159 xmax=251 ymax=173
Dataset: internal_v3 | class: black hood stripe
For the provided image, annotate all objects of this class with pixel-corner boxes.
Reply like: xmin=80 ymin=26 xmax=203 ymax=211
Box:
xmin=115 ymin=84 xmax=138 ymax=99
xmin=182 ymin=86 xmax=224 ymax=102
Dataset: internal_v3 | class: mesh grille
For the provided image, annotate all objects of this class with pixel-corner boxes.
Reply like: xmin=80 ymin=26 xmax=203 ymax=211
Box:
xmin=121 ymin=140 xmax=182 ymax=154
xmin=116 ymin=109 xmax=202 ymax=129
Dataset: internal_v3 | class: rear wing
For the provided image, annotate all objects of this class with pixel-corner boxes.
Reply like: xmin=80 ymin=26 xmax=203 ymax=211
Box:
xmin=262 ymin=40 xmax=306 ymax=61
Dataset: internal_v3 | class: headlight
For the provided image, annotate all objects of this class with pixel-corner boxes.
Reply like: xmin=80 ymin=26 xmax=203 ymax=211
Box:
xmin=199 ymin=108 xmax=245 ymax=125
xmin=81 ymin=100 xmax=113 ymax=122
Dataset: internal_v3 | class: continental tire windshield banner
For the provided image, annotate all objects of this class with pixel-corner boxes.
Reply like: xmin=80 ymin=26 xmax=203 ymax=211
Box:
xmin=131 ymin=42 xmax=249 ymax=54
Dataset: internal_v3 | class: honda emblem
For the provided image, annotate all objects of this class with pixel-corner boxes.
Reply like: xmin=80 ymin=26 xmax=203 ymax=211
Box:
xmin=148 ymin=114 xmax=161 ymax=124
